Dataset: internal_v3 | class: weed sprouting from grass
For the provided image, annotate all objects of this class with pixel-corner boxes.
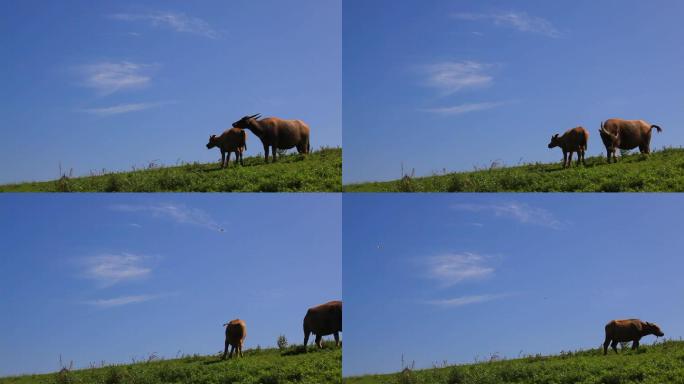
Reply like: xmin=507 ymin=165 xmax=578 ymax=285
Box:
xmin=277 ymin=335 xmax=289 ymax=351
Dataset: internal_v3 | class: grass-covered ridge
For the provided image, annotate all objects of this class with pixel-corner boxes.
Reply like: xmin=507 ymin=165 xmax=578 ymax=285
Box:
xmin=0 ymin=148 xmax=341 ymax=192
xmin=344 ymin=340 xmax=684 ymax=384
xmin=0 ymin=343 xmax=341 ymax=384
xmin=344 ymin=148 xmax=684 ymax=192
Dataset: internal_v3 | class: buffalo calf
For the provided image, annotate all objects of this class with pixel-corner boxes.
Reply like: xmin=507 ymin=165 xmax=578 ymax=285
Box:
xmin=548 ymin=126 xmax=589 ymax=168
xmin=206 ymin=128 xmax=247 ymax=168
xmin=223 ymin=319 xmax=247 ymax=359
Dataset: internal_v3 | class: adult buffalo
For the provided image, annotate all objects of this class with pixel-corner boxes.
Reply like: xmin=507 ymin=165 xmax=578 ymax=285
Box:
xmin=232 ymin=114 xmax=310 ymax=163
xmin=599 ymin=118 xmax=662 ymax=163
xmin=303 ymin=300 xmax=342 ymax=349
xmin=222 ymin=319 xmax=247 ymax=359
xmin=206 ymin=128 xmax=247 ymax=167
xmin=547 ymin=126 xmax=589 ymax=167
xmin=603 ymin=319 xmax=664 ymax=355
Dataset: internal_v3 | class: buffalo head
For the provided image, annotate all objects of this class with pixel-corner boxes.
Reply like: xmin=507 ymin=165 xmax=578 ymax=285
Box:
xmin=232 ymin=114 xmax=261 ymax=129
xmin=548 ymin=134 xmax=561 ymax=148
xmin=645 ymin=322 xmax=665 ymax=337
xmin=206 ymin=134 xmax=218 ymax=149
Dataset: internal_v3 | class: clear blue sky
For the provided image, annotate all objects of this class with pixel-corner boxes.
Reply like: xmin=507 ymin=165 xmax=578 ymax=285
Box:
xmin=0 ymin=0 xmax=341 ymax=184
xmin=343 ymin=194 xmax=684 ymax=376
xmin=343 ymin=0 xmax=684 ymax=183
xmin=0 ymin=194 xmax=341 ymax=377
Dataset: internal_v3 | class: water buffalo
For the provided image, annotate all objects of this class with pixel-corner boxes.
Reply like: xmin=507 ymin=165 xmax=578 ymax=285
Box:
xmin=603 ymin=319 xmax=664 ymax=355
xmin=222 ymin=319 xmax=247 ymax=359
xmin=206 ymin=128 xmax=247 ymax=168
xmin=547 ymin=126 xmax=589 ymax=168
xmin=232 ymin=114 xmax=310 ymax=163
xmin=303 ymin=300 xmax=342 ymax=349
xmin=599 ymin=118 xmax=662 ymax=163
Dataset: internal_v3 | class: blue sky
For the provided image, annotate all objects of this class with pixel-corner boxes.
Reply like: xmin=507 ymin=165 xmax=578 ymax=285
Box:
xmin=343 ymin=0 xmax=684 ymax=183
xmin=0 ymin=194 xmax=341 ymax=376
xmin=0 ymin=0 xmax=341 ymax=184
xmin=343 ymin=194 xmax=684 ymax=376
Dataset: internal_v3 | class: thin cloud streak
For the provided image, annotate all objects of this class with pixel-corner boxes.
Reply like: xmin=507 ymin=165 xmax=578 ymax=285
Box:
xmin=84 ymin=294 xmax=161 ymax=308
xmin=110 ymin=203 xmax=225 ymax=232
xmin=427 ymin=293 xmax=513 ymax=308
xmin=452 ymin=11 xmax=561 ymax=37
xmin=78 ymin=61 xmax=154 ymax=95
xmin=422 ymin=61 xmax=493 ymax=94
xmin=79 ymin=101 xmax=174 ymax=116
xmin=81 ymin=253 xmax=153 ymax=286
xmin=110 ymin=12 xmax=220 ymax=39
xmin=421 ymin=101 xmax=508 ymax=116
xmin=452 ymin=202 xmax=561 ymax=229
xmin=425 ymin=252 xmax=494 ymax=287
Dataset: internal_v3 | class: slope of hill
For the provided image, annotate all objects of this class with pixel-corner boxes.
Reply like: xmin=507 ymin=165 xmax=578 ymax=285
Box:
xmin=344 ymin=148 xmax=684 ymax=192
xmin=0 ymin=148 xmax=341 ymax=192
xmin=344 ymin=340 xmax=684 ymax=384
xmin=0 ymin=344 xmax=341 ymax=384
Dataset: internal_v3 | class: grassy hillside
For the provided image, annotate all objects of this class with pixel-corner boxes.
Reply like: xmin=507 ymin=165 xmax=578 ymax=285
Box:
xmin=344 ymin=340 xmax=684 ymax=384
xmin=0 ymin=343 xmax=341 ymax=384
xmin=345 ymin=148 xmax=684 ymax=192
xmin=0 ymin=148 xmax=341 ymax=192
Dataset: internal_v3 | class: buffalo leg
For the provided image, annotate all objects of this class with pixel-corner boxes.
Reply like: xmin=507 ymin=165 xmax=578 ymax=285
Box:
xmin=304 ymin=331 xmax=310 ymax=348
xmin=315 ymin=334 xmax=323 ymax=349
xmin=271 ymin=145 xmax=278 ymax=162
xmin=603 ymin=338 xmax=611 ymax=355
xmin=239 ymin=343 xmax=244 ymax=358
xmin=632 ymin=340 xmax=639 ymax=350
xmin=229 ymin=345 xmax=235 ymax=359
xmin=239 ymin=150 xmax=244 ymax=166
xmin=334 ymin=332 xmax=340 ymax=347
xmin=223 ymin=339 xmax=230 ymax=359
xmin=562 ymin=150 xmax=568 ymax=168
xmin=221 ymin=151 xmax=227 ymax=168
xmin=611 ymin=340 xmax=619 ymax=354
xmin=567 ymin=152 xmax=573 ymax=168
xmin=263 ymin=144 xmax=270 ymax=163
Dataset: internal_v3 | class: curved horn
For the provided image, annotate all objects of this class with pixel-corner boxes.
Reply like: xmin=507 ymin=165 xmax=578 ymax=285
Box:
xmin=249 ymin=113 xmax=261 ymax=119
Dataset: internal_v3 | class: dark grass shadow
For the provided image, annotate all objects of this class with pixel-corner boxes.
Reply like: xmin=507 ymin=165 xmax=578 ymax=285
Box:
xmin=202 ymin=358 xmax=225 ymax=365
xmin=281 ymin=346 xmax=308 ymax=356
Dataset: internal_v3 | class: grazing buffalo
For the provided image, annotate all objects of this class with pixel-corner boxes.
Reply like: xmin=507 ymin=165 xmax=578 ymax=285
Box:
xmin=222 ymin=319 xmax=247 ymax=359
xmin=232 ymin=114 xmax=310 ymax=163
xmin=547 ymin=126 xmax=589 ymax=167
xmin=303 ymin=300 xmax=342 ymax=349
xmin=603 ymin=319 xmax=664 ymax=355
xmin=206 ymin=128 xmax=247 ymax=168
xmin=599 ymin=118 xmax=662 ymax=163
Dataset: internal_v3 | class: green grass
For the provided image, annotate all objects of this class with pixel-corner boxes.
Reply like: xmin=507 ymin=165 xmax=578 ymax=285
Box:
xmin=0 ymin=148 xmax=341 ymax=192
xmin=0 ymin=343 xmax=341 ymax=384
xmin=344 ymin=340 xmax=684 ymax=384
xmin=344 ymin=147 xmax=684 ymax=192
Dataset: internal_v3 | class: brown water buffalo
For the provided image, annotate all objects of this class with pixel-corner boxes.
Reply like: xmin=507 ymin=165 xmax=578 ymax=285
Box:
xmin=232 ymin=114 xmax=310 ymax=163
xmin=599 ymin=118 xmax=662 ymax=163
xmin=603 ymin=319 xmax=664 ymax=355
xmin=303 ymin=300 xmax=342 ymax=349
xmin=222 ymin=319 xmax=247 ymax=359
xmin=547 ymin=126 xmax=589 ymax=167
xmin=206 ymin=128 xmax=247 ymax=168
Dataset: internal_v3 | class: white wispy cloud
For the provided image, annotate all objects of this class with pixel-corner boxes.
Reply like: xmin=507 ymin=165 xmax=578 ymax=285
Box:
xmin=452 ymin=202 xmax=561 ymax=229
xmin=81 ymin=253 xmax=154 ymax=286
xmin=78 ymin=61 xmax=154 ymax=95
xmin=425 ymin=252 xmax=494 ymax=286
xmin=452 ymin=11 xmax=561 ymax=37
xmin=110 ymin=11 xmax=220 ymax=39
xmin=421 ymin=101 xmax=508 ymax=116
xmin=427 ymin=293 xmax=513 ymax=308
xmin=110 ymin=203 xmax=225 ymax=232
xmin=79 ymin=101 xmax=174 ymax=117
xmin=422 ymin=61 xmax=494 ymax=94
xmin=84 ymin=294 xmax=161 ymax=308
